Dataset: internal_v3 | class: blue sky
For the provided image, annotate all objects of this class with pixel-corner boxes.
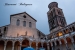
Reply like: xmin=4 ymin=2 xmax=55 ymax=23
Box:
xmin=0 ymin=0 xmax=75 ymax=34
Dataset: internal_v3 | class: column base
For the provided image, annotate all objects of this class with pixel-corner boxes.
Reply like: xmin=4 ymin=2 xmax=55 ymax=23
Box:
xmin=72 ymin=42 xmax=75 ymax=50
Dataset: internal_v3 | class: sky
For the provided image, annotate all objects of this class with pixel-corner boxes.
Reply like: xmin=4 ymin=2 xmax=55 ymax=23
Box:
xmin=0 ymin=0 xmax=75 ymax=35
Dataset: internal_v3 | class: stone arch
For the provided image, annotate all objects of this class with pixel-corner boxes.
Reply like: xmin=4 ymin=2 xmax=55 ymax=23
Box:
xmin=38 ymin=42 xmax=42 ymax=48
xmin=0 ymin=40 xmax=4 ymax=50
xmin=73 ymin=35 xmax=75 ymax=43
xmin=6 ymin=41 xmax=13 ymax=50
xmin=60 ymin=38 xmax=66 ymax=50
xmin=60 ymin=38 xmax=65 ymax=45
xmin=31 ymin=41 xmax=36 ymax=49
xmin=43 ymin=42 xmax=47 ymax=50
xmin=51 ymin=41 xmax=56 ymax=50
xmin=64 ymin=29 xmax=69 ymax=34
xmin=69 ymin=27 xmax=73 ymax=32
xmin=56 ymin=40 xmax=60 ymax=46
xmin=22 ymin=39 xmax=29 ymax=50
xmin=14 ymin=41 xmax=20 ymax=50
xmin=66 ymin=37 xmax=72 ymax=50
xmin=66 ymin=37 xmax=72 ymax=44
xmin=56 ymin=40 xmax=61 ymax=50
xmin=72 ymin=26 xmax=75 ymax=32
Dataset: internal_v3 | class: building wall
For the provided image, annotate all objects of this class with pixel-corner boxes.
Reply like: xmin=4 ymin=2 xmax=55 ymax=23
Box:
xmin=6 ymin=13 xmax=38 ymax=38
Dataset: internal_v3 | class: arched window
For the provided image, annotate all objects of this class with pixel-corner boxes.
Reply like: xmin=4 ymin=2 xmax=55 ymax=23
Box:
xmin=0 ymin=29 xmax=1 ymax=33
xmin=16 ymin=19 xmax=20 ymax=26
xmin=4 ymin=27 xmax=6 ymax=31
xmin=23 ymin=21 xmax=26 ymax=27
xmin=56 ymin=32 xmax=63 ymax=37
xmin=38 ymin=32 xmax=40 ymax=37
xmin=4 ymin=27 xmax=7 ymax=33
xmin=58 ymin=10 xmax=62 ymax=16
xmin=29 ymin=22 xmax=32 ymax=27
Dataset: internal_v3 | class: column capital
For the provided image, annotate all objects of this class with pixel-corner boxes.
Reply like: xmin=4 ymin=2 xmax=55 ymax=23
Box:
xmin=51 ymin=42 xmax=53 ymax=47
xmin=54 ymin=41 xmax=57 ymax=46
xmin=65 ymin=39 xmax=67 ymax=44
xmin=71 ymin=38 xmax=74 ymax=43
xmin=13 ymin=41 xmax=15 ymax=44
xmin=29 ymin=41 xmax=32 ymax=47
xmin=36 ymin=43 xmax=38 ymax=47
xmin=59 ymin=41 xmax=62 ymax=45
xmin=20 ymin=42 xmax=22 ymax=46
xmin=47 ymin=43 xmax=49 ymax=46
xmin=4 ymin=41 xmax=7 ymax=45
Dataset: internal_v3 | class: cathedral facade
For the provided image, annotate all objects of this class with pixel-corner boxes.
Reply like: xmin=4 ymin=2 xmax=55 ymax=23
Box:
xmin=0 ymin=12 xmax=46 ymax=50
xmin=0 ymin=2 xmax=75 ymax=50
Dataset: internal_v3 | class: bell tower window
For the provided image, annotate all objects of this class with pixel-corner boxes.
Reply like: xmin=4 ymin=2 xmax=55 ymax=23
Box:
xmin=58 ymin=10 xmax=62 ymax=16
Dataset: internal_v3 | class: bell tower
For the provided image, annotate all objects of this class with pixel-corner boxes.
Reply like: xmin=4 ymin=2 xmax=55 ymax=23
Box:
xmin=47 ymin=2 xmax=67 ymax=33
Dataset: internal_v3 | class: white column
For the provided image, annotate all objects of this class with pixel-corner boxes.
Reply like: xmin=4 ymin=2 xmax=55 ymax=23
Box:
xmin=63 ymin=35 xmax=69 ymax=50
xmin=20 ymin=42 xmax=22 ymax=50
xmin=59 ymin=40 xmax=62 ymax=50
xmin=54 ymin=41 xmax=57 ymax=46
xmin=69 ymin=32 xmax=75 ymax=50
xmin=51 ymin=42 xmax=53 ymax=50
xmin=36 ymin=43 xmax=38 ymax=50
xmin=4 ymin=42 xmax=7 ymax=50
xmin=71 ymin=38 xmax=75 ymax=50
xmin=54 ymin=40 xmax=56 ymax=50
xmin=72 ymin=41 xmax=75 ymax=50
xmin=41 ymin=42 xmax=43 ymax=48
xmin=47 ymin=43 xmax=50 ymax=50
xmin=29 ymin=41 xmax=31 ymax=47
xmin=64 ymin=38 xmax=69 ymax=50
xmin=12 ymin=42 xmax=15 ymax=50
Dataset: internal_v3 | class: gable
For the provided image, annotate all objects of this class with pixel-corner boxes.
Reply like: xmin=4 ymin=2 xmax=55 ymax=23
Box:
xmin=10 ymin=12 xmax=37 ymax=22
